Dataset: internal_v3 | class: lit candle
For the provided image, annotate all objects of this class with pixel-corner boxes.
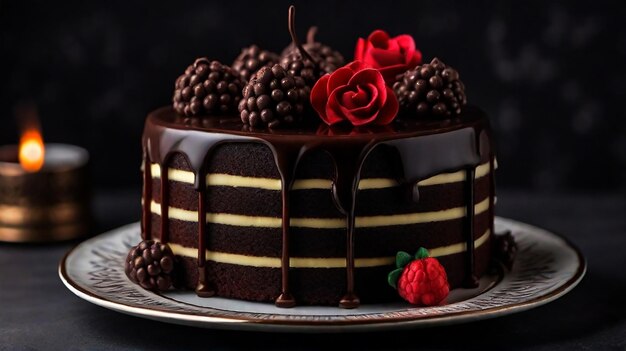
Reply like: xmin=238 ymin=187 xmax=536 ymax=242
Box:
xmin=0 ymin=128 xmax=91 ymax=242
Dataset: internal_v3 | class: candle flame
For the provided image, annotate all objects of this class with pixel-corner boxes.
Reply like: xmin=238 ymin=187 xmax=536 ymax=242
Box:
xmin=19 ymin=129 xmax=45 ymax=172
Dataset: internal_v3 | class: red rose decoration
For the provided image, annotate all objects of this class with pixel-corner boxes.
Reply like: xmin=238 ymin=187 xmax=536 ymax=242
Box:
xmin=354 ymin=30 xmax=422 ymax=85
xmin=310 ymin=61 xmax=399 ymax=126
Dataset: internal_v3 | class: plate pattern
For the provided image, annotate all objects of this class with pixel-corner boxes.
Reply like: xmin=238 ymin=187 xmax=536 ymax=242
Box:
xmin=60 ymin=217 xmax=585 ymax=331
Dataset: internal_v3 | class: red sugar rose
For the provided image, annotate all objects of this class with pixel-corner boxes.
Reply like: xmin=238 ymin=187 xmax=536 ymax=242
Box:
xmin=354 ymin=30 xmax=422 ymax=85
xmin=310 ymin=61 xmax=399 ymax=127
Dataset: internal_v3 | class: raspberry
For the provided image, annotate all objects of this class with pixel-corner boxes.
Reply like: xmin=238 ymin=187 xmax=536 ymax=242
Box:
xmin=388 ymin=247 xmax=450 ymax=306
xmin=397 ymin=258 xmax=449 ymax=305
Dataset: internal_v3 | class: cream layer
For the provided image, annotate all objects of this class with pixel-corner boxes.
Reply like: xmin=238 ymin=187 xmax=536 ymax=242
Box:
xmin=161 ymin=229 xmax=490 ymax=268
xmin=150 ymin=197 xmax=489 ymax=228
xmin=150 ymin=161 xmax=492 ymax=190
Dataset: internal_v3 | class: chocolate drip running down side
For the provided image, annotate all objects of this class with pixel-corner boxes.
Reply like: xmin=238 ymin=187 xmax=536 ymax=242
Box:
xmin=464 ymin=168 xmax=478 ymax=287
xmin=268 ymin=139 xmax=303 ymax=308
xmin=488 ymin=136 xmax=497 ymax=245
xmin=159 ymin=160 xmax=170 ymax=243
xmin=142 ymin=106 xmax=492 ymax=308
xmin=196 ymin=166 xmax=214 ymax=297
xmin=325 ymin=140 xmax=375 ymax=308
xmin=141 ymin=151 xmax=152 ymax=240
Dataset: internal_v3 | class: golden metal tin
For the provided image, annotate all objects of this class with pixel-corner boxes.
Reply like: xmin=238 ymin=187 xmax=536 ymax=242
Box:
xmin=0 ymin=143 xmax=91 ymax=242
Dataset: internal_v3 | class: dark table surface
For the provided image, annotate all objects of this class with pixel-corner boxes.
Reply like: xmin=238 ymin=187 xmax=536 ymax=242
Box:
xmin=1 ymin=189 xmax=625 ymax=350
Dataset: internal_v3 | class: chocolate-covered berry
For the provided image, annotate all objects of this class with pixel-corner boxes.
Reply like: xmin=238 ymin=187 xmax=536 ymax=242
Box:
xmin=239 ymin=64 xmax=308 ymax=128
xmin=393 ymin=57 xmax=467 ymax=118
xmin=279 ymin=6 xmax=325 ymax=89
xmin=125 ymin=240 xmax=176 ymax=291
xmin=493 ymin=230 xmax=517 ymax=270
xmin=173 ymin=58 xmax=244 ymax=117
xmin=232 ymin=45 xmax=279 ymax=83
xmin=282 ymin=26 xmax=345 ymax=76
xmin=280 ymin=53 xmax=320 ymax=88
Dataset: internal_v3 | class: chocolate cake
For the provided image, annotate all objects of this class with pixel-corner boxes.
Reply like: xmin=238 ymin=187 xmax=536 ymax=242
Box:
xmin=130 ymin=6 xmax=502 ymax=308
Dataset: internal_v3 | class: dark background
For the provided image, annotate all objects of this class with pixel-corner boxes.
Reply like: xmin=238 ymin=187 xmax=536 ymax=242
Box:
xmin=1 ymin=0 xmax=625 ymax=192
xmin=1 ymin=2 xmax=626 ymax=349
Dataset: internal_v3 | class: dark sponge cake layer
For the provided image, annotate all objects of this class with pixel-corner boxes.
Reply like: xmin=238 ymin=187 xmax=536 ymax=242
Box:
xmin=152 ymin=150 xmax=492 ymax=217
xmin=176 ymin=239 xmax=491 ymax=305
xmin=154 ymin=209 xmax=490 ymax=259
xmin=152 ymin=176 xmax=492 ymax=217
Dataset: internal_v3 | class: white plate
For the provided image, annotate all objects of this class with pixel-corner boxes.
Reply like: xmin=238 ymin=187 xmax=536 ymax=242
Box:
xmin=59 ymin=217 xmax=585 ymax=332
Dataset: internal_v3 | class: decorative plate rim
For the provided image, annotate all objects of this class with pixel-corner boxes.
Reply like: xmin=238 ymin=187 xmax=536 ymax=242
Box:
xmin=59 ymin=217 xmax=586 ymax=332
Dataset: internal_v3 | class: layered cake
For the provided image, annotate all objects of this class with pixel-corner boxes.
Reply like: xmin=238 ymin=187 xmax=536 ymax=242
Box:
xmin=126 ymin=6 xmax=504 ymax=308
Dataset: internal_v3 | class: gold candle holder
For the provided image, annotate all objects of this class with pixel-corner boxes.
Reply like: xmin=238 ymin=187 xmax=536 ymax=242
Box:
xmin=0 ymin=143 xmax=91 ymax=242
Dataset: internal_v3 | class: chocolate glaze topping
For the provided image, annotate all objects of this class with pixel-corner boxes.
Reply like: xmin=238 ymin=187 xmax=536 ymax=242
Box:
xmin=142 ymin=106 xmax=493 ymax=308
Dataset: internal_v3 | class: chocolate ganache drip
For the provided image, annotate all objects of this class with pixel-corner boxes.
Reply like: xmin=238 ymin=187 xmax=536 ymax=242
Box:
xmin=195 ymin=164 xmax=214 ymax=297
xmin=142 ymin=106 xmax=492 ymax=308
xmin=141 ymin=150 xmax=152 ymax=240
